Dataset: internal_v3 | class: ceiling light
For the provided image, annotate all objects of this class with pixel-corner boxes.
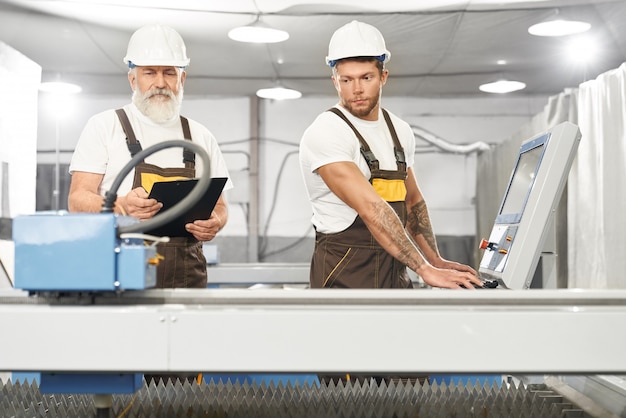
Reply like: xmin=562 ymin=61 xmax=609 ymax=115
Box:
xmin=228 ymin=18 xmax=289 ymax=44
xmin=528 ymin=19 xmax=591 ymax=37
xmin=479 ymin=80 xmax=526 ymax=94
xmin=256 ymin=87 xmax=302 ymax=100
xmin=566 ymin=37 xmax=597 ymax=64
xmin=39 ymin=81 xmax=82 ymax=94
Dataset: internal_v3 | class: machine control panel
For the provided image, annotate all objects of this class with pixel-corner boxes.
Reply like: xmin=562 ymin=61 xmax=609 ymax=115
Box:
xmin=477 ymin=122 xmax=581 ymax=289
xmin=479 ymin=225 xmax=517 ymax=273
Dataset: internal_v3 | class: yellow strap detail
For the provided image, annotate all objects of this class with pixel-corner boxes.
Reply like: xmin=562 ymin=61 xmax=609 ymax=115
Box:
xmin=141 ymin=173 xmax=188 ymax=194
xmin=372 ymin=178 xmax=407 ymax=202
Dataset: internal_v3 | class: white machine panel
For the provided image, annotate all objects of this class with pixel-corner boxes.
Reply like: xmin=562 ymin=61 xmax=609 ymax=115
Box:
xmin=479 ymin=122 xmax=581 ymax=289
xmin=1 ymin=288 xmax=626 ymax=375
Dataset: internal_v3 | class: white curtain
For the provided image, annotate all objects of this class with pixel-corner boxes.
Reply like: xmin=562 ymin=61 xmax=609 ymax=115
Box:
xmin=570 ymin=63 xmax=626 ymax=288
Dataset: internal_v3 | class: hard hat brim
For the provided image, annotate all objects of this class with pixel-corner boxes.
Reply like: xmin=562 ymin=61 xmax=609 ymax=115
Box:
xmin=325 ymin=52 xmax=390 ymax=67
xmin=124 ymin=58 xmax=190 ymax=68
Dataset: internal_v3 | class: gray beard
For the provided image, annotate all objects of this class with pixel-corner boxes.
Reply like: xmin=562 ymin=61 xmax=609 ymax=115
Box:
xmin=133 ymin=88 xmax=183 ymax=123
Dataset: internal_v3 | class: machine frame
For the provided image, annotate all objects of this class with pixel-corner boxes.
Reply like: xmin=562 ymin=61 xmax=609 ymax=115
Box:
xmin=1 ymin=288 xmax=626 ymax=375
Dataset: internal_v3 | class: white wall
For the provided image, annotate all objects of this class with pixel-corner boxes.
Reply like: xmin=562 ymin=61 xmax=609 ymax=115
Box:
xmin=0 ymin=41 xmax=41 ymax=292
xmin=0 ymin=41 xmax=41 ymax=218
xmin=36 ymin=92 xmax=549 ymax=239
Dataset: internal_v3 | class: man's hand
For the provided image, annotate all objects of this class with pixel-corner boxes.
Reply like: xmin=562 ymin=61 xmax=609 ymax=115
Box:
xmin=185 ymin=212 xmax=222 ymax=242
xmin=417 ymin=264 xmax=482 ymax=289
xmin=122 ymin=187 xmax=162 ymax=220
xmin=431 ymin=258 xmax=478 ymax=276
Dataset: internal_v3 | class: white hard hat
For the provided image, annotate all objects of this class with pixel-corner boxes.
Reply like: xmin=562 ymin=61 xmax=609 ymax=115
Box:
xmin=325 ymin=20 xmax=391 ymax=67
xmin=123 ymin=24 xmax=190 ymax=68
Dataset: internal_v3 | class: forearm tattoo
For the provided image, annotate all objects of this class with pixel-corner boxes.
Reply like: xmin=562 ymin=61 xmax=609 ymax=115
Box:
xmin=407 ymin=200 xmax=438 ymax=254
xmin=371 ymin=200 xmax=424 ymax=269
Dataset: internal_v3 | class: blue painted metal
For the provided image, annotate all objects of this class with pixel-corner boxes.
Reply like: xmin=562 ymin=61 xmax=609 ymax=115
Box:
xmin=117 ymin=240 xmax=157 ymax=290
xmin=13 ymin=212 xmax=156 ymax=291
xmin=430 ymin=374 xmax=503 ymax=387
xmin=203 ymin=374 xmax=320 ymax=387
xmin=39 ymin=373 xmax=143 ymax=394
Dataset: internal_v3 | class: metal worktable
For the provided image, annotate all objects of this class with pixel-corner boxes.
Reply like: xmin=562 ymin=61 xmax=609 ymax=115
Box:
xmin=1 ymin=288 xmax=625 ymax=375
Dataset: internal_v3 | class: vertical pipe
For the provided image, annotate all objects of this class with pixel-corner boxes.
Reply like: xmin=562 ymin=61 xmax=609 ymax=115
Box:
xmin=0 ymin=162 xmax=9 ymax=217
xmin=248 ymin=96 xmax=260 ymax=262
xmin=53 ymin=116 xmax=60 ymax=211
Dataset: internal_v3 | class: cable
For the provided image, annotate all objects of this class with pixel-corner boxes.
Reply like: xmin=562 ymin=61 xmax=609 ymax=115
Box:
xmin=100 ymin=139 xmax=211 ymax=235
xmin=119 ymin=233 xmax=171 ymax=245
xmin=260 ymin=223 xmax=314 ymax=260
xmin=258 ymin=149 xmax=298 ymax=258
xmin=411 ymin=125 xmax=490 ymax=154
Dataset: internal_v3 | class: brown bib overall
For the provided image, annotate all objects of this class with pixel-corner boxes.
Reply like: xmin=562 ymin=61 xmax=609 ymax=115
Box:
xmin=310 ymin=108 xmax=412 ymax=289
xmin=115 ymin=109 xmax=207 ymax=289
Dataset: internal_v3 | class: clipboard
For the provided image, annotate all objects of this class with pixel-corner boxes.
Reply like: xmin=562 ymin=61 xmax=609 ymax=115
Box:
xmin=146 ymin=177 xmax=227 ymax=237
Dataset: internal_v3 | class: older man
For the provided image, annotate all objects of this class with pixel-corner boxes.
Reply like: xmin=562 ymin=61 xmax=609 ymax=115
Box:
xmin=69 ymin=24 xmax=232 ymax=289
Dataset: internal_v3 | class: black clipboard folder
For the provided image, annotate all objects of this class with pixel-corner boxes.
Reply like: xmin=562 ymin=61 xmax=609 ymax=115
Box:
xmin=146 ymin=177 xmax=227 ymax=237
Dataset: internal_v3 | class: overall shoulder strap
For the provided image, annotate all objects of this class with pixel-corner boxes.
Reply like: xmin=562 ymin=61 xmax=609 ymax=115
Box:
xmin=381 ymin=109 xmax=407 ymax=172
xmin=327 ymin=107 xmax=379 ymax=170
xmin=115 ymin=108 xmax=142 ymax=157
xmin=180 ymin=116 xmax=195 ymax=169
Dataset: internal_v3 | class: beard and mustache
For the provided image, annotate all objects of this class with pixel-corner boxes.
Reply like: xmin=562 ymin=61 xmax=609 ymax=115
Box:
xmin=132 ymin=87 xmax=183 ymax=123
xmin=340 ymin=88 xmax=382 ymax=119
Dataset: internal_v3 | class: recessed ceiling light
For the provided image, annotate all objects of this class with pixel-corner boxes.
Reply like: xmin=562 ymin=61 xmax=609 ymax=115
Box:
xmin=228 ymin=19 xmax=289 ymax=44
xmin=565 ymin=37 xmax=597 ymax=64
xmin=39 ymin=81 xmax=82 ymax=94
xmin=256 ymin=87 xmax=302 ymax=100
xmin=528 ymin=19 xmax=591 ymax=37
xmin=479 ymin=80 xmax=526 ymax=94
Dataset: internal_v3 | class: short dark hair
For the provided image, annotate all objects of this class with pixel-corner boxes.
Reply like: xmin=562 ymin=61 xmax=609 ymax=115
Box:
xmin=332 ymin=56 xmax=385 ymax=75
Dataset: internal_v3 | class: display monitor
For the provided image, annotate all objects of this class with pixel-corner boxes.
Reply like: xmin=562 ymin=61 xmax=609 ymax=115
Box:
xmin=496 ymin=134 xmax=547 ymax=224
xmin=478 ymin=122 xmax=581 ymax=289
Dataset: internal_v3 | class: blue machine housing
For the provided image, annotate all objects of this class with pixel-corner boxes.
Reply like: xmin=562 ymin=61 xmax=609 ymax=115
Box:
xmin=13 ymin=212 xmax=156 ymax=292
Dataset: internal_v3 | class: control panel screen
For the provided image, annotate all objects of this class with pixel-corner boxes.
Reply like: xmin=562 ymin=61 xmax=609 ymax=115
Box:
xmin=497 ymin=136 xmax=547 ymax=223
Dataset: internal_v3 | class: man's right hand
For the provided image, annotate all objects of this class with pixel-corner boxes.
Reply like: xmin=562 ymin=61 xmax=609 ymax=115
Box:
xmin=417 ymin=264 xmax=482 ymax=290
xmin=122 ymin=187 xmax=163 ymax=220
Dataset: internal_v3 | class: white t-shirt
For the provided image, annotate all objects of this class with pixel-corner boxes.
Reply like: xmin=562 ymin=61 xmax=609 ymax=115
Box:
xmin=299 ymin=105 xmax=415 ymax=234
xmin=69 ymin=103 xmax=232 ymax=197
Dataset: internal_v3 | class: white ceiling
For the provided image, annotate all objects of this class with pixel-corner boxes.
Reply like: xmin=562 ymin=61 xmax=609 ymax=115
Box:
xmin=1 ymin=0 xmax=625 ymax=98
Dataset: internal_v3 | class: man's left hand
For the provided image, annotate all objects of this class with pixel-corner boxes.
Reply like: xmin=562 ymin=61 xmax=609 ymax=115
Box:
xmin=185 ymin=212 xmax=222 ymax=242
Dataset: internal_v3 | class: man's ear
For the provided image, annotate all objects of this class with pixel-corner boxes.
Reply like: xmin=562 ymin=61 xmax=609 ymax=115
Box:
xmin=128 ymin=71 xmax=136 ymax=91
xmin=331 ymin=75 xmax=340 ymax=93
xmin=180 ymin=70 xmax=187 ymax=86
xmin=380 ymin=69 xmax=389 ymax=86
